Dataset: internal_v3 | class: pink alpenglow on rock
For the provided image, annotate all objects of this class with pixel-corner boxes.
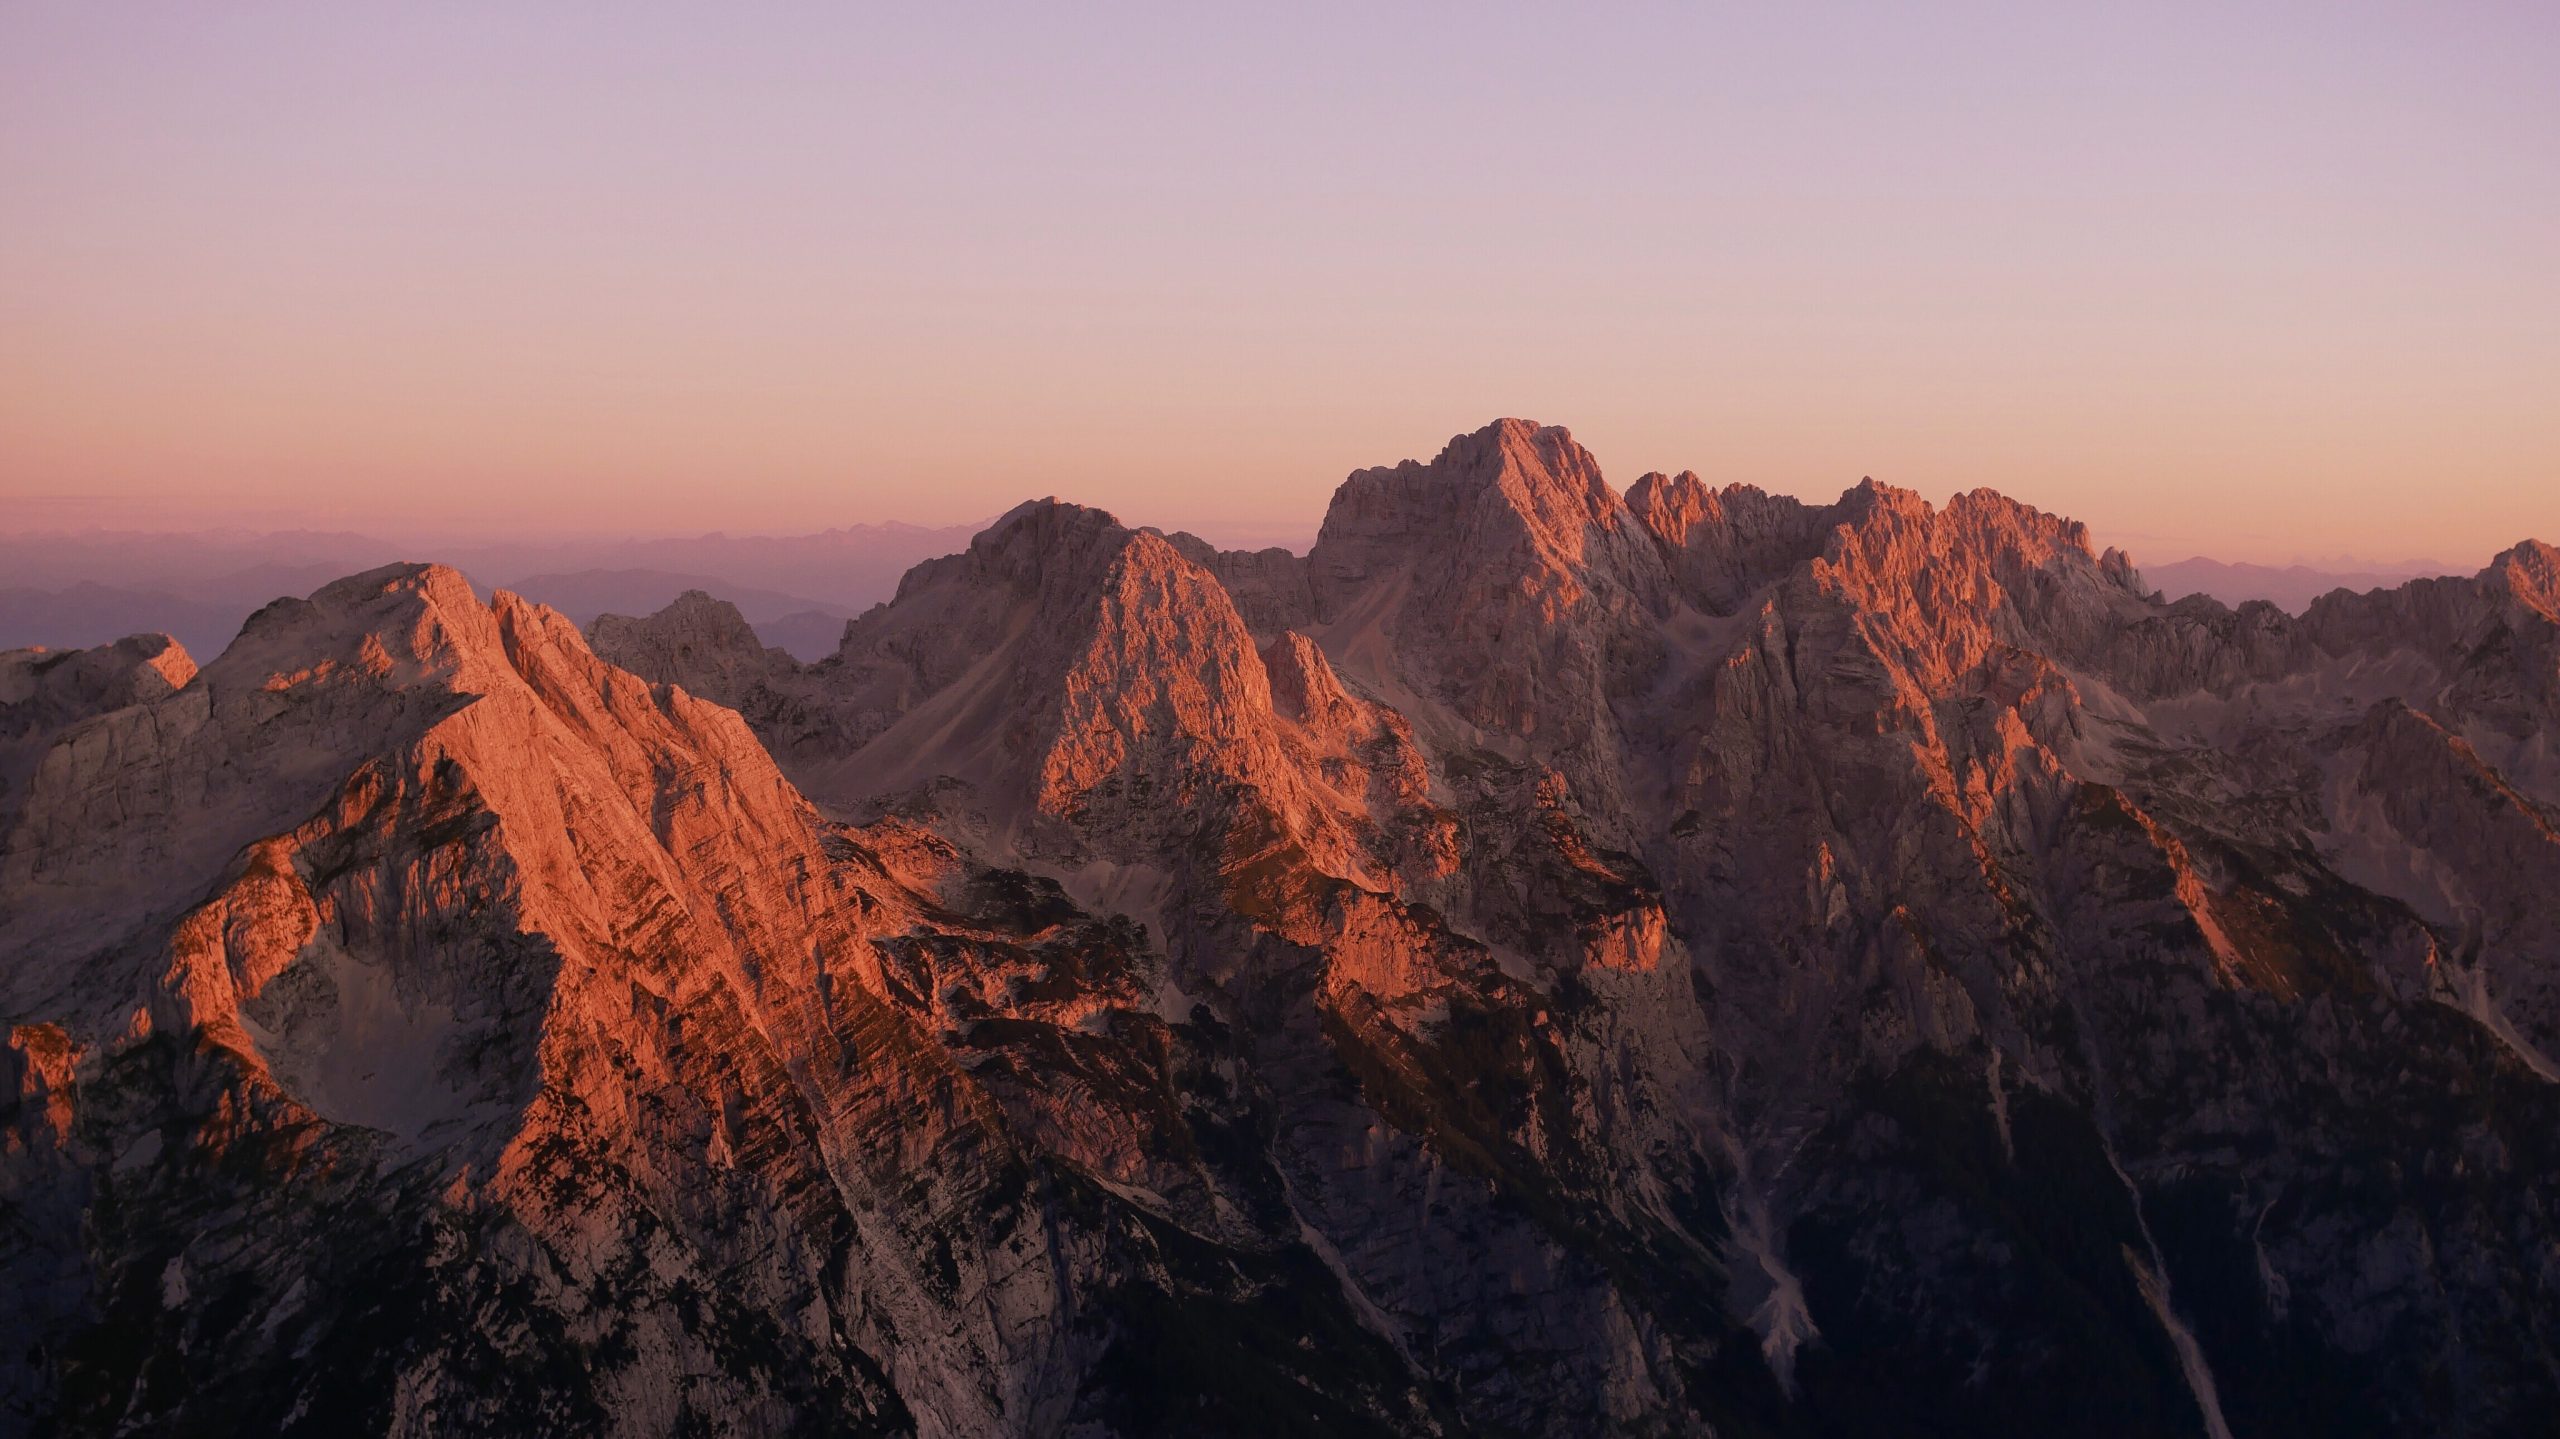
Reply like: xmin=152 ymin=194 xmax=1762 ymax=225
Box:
xmin=5 ymin=421 xmax=2560 ymax=1436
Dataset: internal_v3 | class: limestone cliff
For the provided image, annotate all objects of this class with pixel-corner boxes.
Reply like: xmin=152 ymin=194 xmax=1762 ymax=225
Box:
xmin=10 ymin=422 xmax=2560 ymax=1437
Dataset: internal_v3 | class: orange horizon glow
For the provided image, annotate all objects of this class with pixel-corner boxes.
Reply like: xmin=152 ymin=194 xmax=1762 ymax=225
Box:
xmin=3 ymin=4 xmax=2553 ymax=568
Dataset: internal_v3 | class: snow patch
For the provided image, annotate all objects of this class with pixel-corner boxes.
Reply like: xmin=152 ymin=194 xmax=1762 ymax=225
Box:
xmin=2125 ymin=1246 xmax=2235 ymax=1439
xmin=1726 ymin=1191 xmax=1818 ymax=1393
xmin=2095 ymin=1135 xmax=2236 ymax=1439
xmin=2434 ymin=960 xmax=2560 ymax=1083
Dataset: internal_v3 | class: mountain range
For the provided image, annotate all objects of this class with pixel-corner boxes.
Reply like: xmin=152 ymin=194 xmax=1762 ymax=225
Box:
xmin=0 ymin=517 xmax=2460 ymax=674
xmin=2139 ymin=556 xmax=2460 ymax=615
xmin=0 ymin=521 xmax=990 ymax=662
xmin=5 ymin=419 xmax=2559 ymax=1436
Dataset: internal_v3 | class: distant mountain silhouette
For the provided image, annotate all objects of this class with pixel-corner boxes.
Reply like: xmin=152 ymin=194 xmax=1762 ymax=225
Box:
xmin=0 ymin=522 xmax=984 ymax=658
xmin=9 ymin=420 xmax=2560 ymax=1434
xmin=2143 ymin=554 xmax=2462 ymax=613
xmin=746 ymin=609 xmax=851 ymax=660
xmin=490 ymin=569 xmax=847 ymax=625
xmin=0 ymin=582 xmax=251 ymax=657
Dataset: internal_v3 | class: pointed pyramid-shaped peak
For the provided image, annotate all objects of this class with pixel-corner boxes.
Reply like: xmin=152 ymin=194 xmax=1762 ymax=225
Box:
xmin=1444 ymin=417 xmax=1619 ymax=526
xmin=1260 ymin=629 xmax=1356 ymax=728
xmin=796 ymin=499 xmax=1303 ymax=842
xmin=1298 ymin=422 xmax=1669 ymax=759
xmin=969 ymin=496 xmax=1131 ymax=580
xmin=1828 ymin=474 xmax=1933 ymax=525
xmin=1031 ymin=529 xmax=1281 ymax=816
xmin=980 ymin=494 xmax=1126 ymax=544
xmin=864 ymin=498 xmax=1181 ymax=657
xmin=874 ymin=497 xmax=1139 ymax=620
xmin=1309 ymin=418 xmax=1666 ymax=610
xmin=1054 ymin=527 xmax=1262 ymax=673
xmin=1313 ymin=419 xmax=1628 ymax=573
xmin=2497 ymin=537 xmax=2560 ymax=569
xmin=2485 ymin=538 xmax=2560 ymax=615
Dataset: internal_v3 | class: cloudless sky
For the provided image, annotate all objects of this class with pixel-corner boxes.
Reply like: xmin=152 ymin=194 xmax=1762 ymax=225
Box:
xmin=2 ymin=2 xmax=2553 ymax=563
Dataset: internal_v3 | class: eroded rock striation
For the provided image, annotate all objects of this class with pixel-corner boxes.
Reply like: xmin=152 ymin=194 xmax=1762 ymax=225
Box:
xmin=9 ymin=420 xmax=2560 ymax=1437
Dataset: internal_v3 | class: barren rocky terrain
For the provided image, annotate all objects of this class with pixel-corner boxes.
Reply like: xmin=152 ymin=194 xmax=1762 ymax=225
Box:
xmin=7 ymin=419 xmax=2559 ymax=1436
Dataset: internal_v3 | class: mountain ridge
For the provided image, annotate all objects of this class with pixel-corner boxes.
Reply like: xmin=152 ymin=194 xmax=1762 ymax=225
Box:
xmin=7 ymin=419 xmax=2560 ymax=1436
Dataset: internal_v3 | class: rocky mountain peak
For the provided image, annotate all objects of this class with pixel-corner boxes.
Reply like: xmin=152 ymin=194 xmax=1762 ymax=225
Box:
xmin=1445 ymin=416 xmax=1623 ymax=536
xmin=0 ymin=632 xmax=196 ymax=721
xmin=111 ymin=632 xmax=197 ymax=694
xmin=1622 ymin=468 xmax=1707 ymax=531
xmin=2487 ymin=537 xmax=2560 ymax=615
xmin=1629 ymin=473 xmax=1833 ymax=612
xmin=1943 ymin=486 xmax=2100 ymax=557
xmin=1016 ymin=527 xmax=1298 ymax=847
xmin=1261 ymin=630 xmax=1354 ymax=728
xmin=1296 ymin=420 xmax=1670 ymax=768
xmin=584 ymin=588 xmax=788 ymax=706
xmin=17 ymin=426 xmax=2560 ymax=1438
xmin=593 ymin=498 xmax=1345 ymax=872
xmin=1309 ymin=419 xmax=1650 ymax=593
xmin=1837 ymin=472 xmax=1929 ymax=515
xmin=0 ymin=633 xmax=203 ymax=845
xmin=938 ymin=496 xmax=1134 ymax=599
xmin=219 ymin=561 xmax=516 ymax=698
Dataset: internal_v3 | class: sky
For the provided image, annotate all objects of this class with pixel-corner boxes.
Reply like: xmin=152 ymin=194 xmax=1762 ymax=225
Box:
xmin=2 ymin=2 xmax=2554 ymax=564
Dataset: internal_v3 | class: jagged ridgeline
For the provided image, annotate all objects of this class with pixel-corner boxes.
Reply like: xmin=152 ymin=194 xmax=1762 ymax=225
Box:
xmin=6 ymin=419 xmax=2560 ymax=1437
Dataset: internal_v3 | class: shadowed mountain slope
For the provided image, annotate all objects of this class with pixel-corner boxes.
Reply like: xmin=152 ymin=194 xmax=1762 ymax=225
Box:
xmin=8 ymin=421 xmax=2560 ymax=1436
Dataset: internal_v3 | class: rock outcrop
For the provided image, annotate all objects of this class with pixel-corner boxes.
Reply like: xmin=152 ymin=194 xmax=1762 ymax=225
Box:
xmin=8 ymin=420 xmax=2560 ymax=1437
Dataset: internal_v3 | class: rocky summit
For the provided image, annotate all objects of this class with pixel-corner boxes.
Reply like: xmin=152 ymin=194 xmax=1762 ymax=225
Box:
xmin=7 ymin=419 xmax=2560 ymax=1437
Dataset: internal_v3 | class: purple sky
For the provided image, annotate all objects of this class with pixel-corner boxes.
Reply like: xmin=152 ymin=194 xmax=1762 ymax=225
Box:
xmin=3 ymin=2 xmax=2553 ymax=563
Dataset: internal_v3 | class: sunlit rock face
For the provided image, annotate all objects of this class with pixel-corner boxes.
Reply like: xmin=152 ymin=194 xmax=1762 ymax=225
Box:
xmin=9 ymin=420 xmax=2560 ymax=1437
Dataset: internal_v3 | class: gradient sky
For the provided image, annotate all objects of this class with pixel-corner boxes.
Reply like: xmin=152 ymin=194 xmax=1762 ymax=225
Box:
xmin=3 ymin=3 xmax=2553 ymax=563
